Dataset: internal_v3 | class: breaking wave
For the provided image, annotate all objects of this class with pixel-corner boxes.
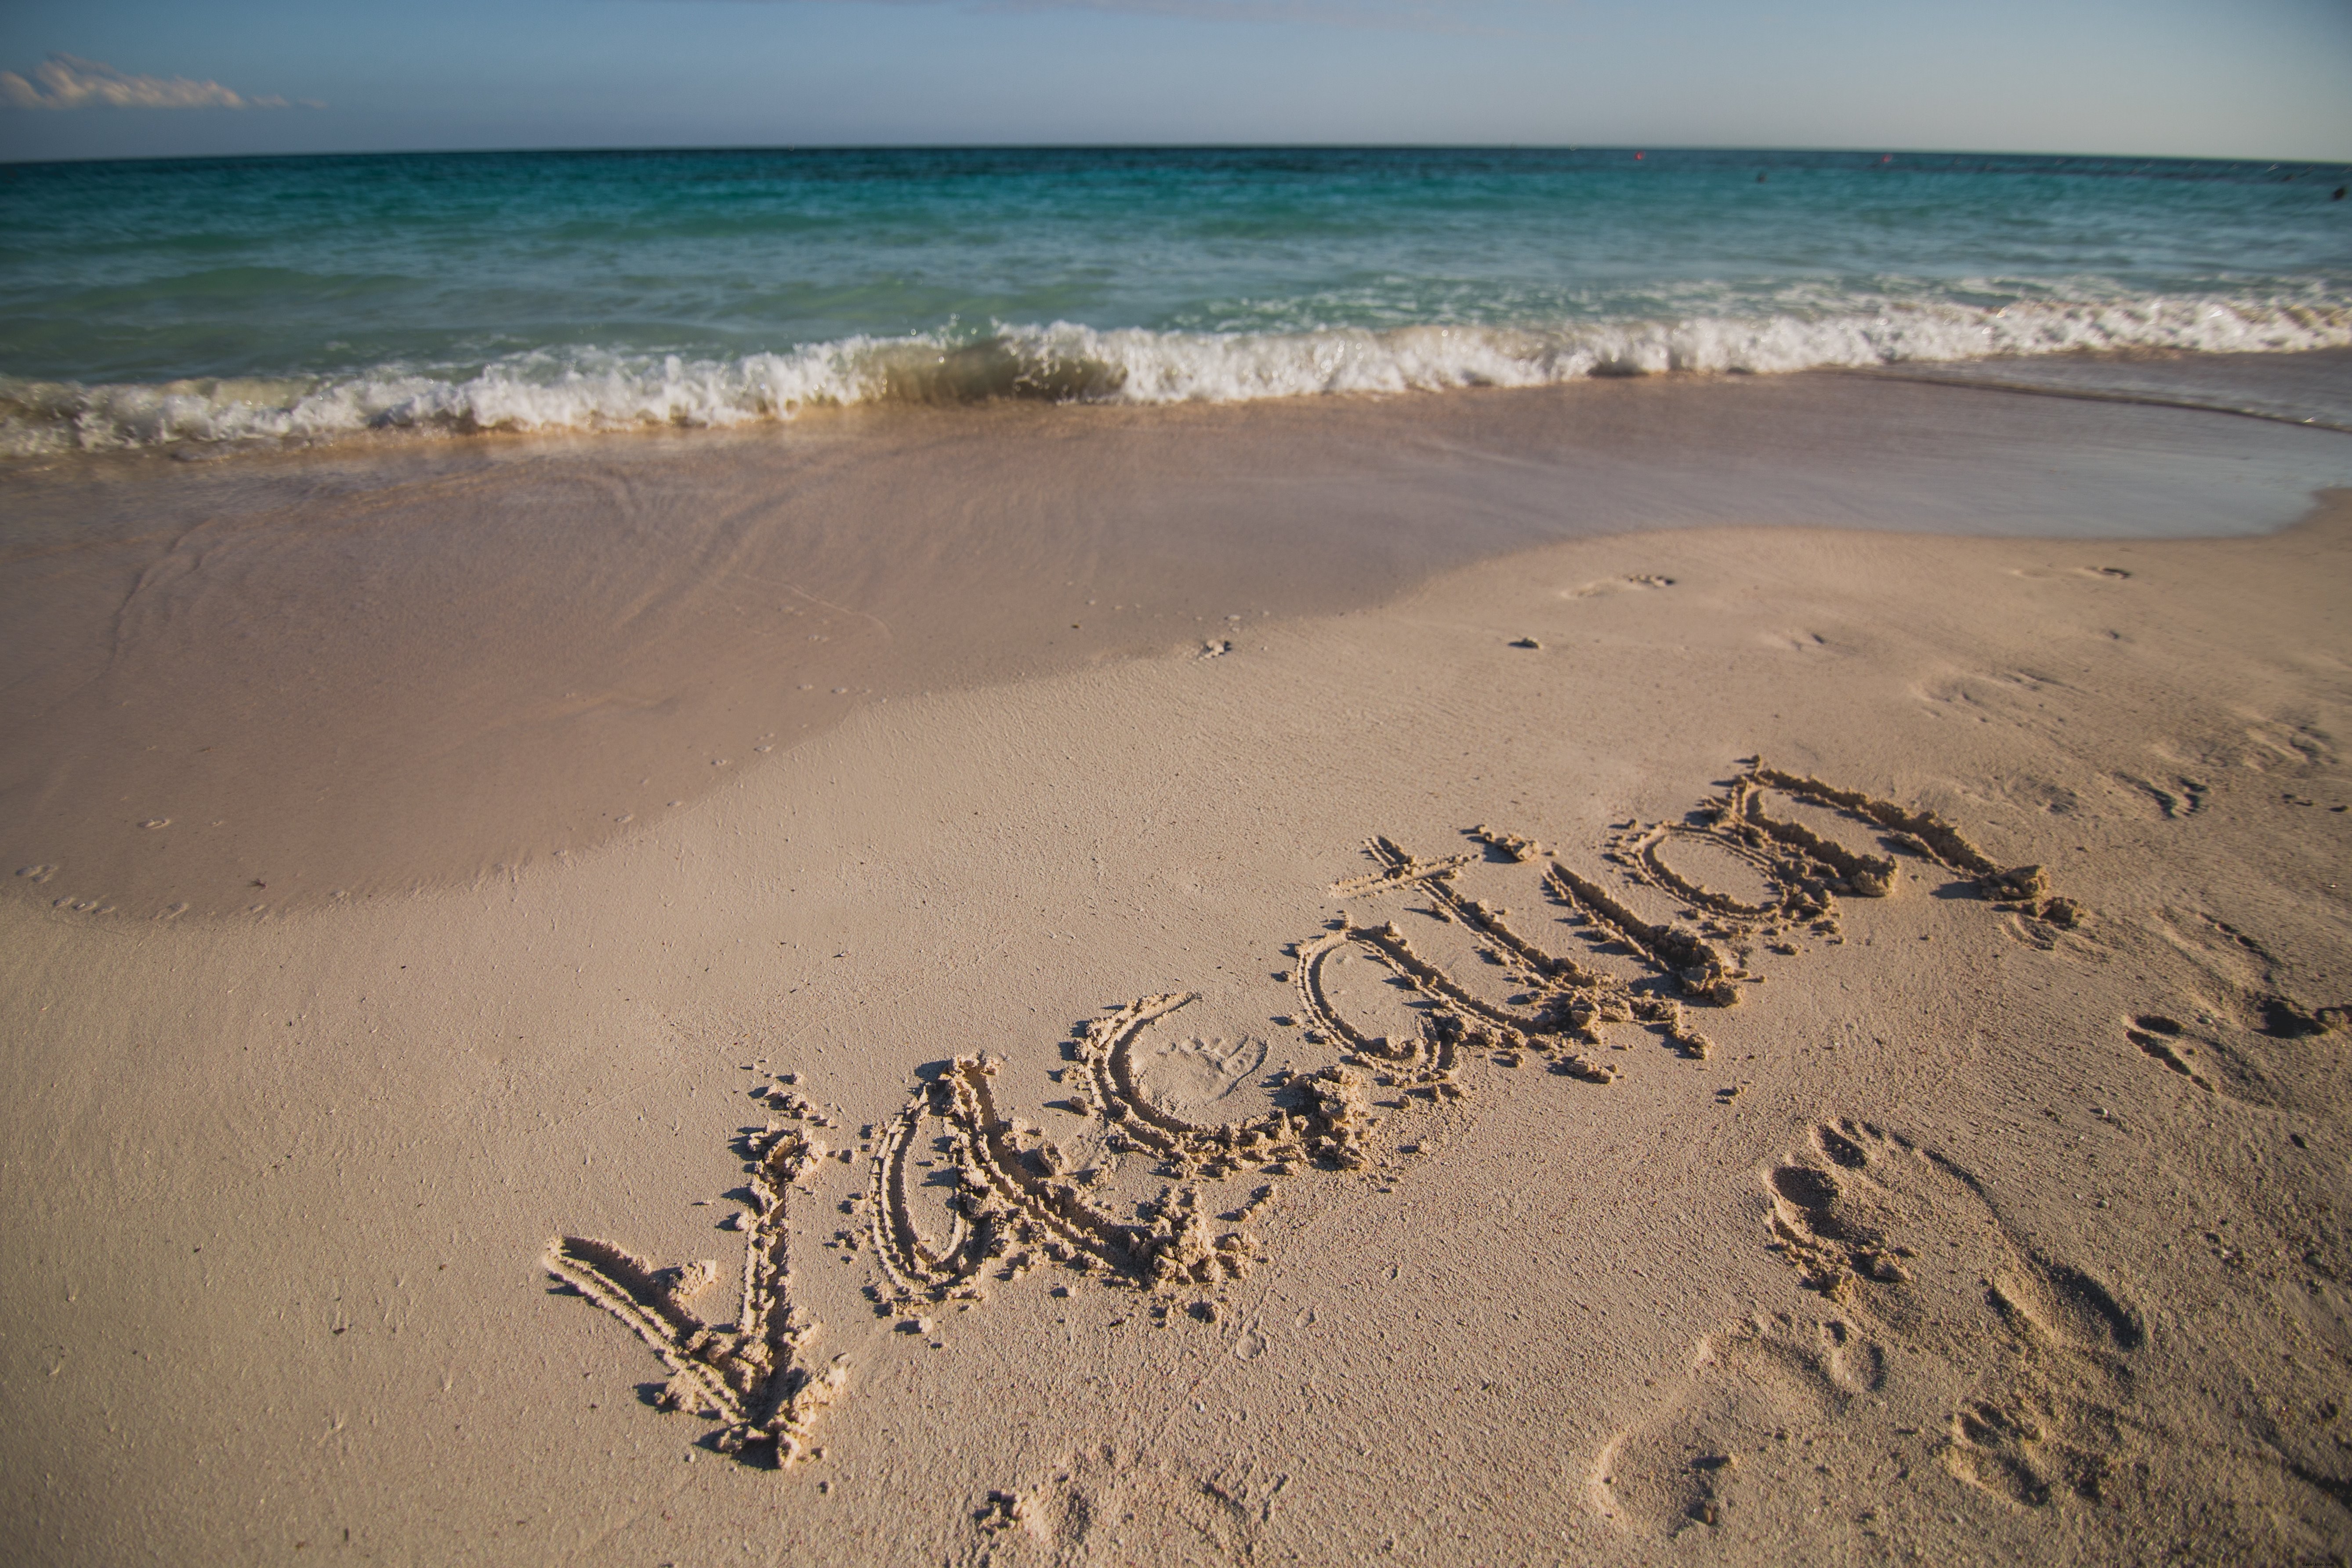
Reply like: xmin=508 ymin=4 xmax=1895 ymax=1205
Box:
xmin=4 ymin=290 xmax=2346 ymax=457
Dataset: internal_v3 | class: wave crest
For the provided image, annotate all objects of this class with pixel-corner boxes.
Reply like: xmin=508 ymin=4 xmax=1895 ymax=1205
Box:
xmin=4 ymin=291 xmax=2345 ymax=456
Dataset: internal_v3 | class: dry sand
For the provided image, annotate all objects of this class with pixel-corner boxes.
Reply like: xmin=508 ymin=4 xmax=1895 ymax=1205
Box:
xmin=4 ymin=377 xmax=2352 ymax=1565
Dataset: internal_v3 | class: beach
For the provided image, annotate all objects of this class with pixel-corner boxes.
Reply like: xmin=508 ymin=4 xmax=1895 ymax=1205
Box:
xmin=8 ymin=362 xmax=2348 ymax=917
xmin=7 ymin=133 xmax=2352 ymax=1568
xmin=4 ymin=358 xmax=2351 ymax=1563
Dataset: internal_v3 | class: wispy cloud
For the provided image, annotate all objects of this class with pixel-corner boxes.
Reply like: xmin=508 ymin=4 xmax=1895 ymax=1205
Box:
xmin=0 ymin=54 xmax=319 ymax=111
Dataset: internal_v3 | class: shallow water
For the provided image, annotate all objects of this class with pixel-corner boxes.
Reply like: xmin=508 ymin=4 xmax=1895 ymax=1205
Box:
xmin=3 ymin=146 xmax=2348 ymax=452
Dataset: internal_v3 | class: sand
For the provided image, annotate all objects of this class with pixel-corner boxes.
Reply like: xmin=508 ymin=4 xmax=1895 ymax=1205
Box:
xmin=4 ymin=373 xmax=2351 ymax=1565
xmin=9 ymin=363 xmax=2346 ymax=916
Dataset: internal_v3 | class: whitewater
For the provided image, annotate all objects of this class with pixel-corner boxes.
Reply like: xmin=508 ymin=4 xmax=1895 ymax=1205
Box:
xmin=3 ymin=146 xmax=2347 ymax=454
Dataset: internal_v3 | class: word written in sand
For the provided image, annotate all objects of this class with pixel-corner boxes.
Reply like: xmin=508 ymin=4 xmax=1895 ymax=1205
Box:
xmin=547 ymin=760 xmax=2075 ymax=1464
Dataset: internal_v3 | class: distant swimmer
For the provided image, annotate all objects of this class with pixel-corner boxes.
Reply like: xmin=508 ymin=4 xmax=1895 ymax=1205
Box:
xmin=2336 ymin=186 xmax=2347 ymax=200
xmin=1757 ymin=172 xmax=1768 ymax=183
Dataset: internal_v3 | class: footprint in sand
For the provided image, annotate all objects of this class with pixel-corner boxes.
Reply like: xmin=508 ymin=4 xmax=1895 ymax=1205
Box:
xmin=1562 ymin=572 xmax=1676 ymax=599
xmin=1768 ymin=1121 xmax=2148 ymax=1506
xmin=963 ymin=1444 xmax=1266 ymax=1568
xmin=1591 ymin=1312 xmax=1891 ymax=1534
xmin=1598 ymin=1119 xmax=2147 ymax=1537
xmin=2127 ymin=912 xmax=2349 ymax=1109
xmin=2125 ymin=1012 xmax=2214 ymax=1090
xmin=2122 ymin=999 xmax=2348 ymax=1108
xmin=2111 ymin=772 xmax=2211 ymax=822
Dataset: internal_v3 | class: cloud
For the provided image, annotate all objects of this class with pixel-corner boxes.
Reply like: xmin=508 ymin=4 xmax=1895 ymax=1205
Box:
xmin=0 ymin=54 xmax=312 ymax=111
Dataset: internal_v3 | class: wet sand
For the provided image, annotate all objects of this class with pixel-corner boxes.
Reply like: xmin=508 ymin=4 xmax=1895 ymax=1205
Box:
xmin=5 ymin=364 xmax=2349 ymax=918
xmin=3 ymin=367 xmax=2351 ymax=1565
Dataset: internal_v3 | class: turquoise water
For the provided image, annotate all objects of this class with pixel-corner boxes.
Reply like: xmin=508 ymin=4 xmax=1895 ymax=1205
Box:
xmin=1 ymin=146 xmax=2347 ymax=451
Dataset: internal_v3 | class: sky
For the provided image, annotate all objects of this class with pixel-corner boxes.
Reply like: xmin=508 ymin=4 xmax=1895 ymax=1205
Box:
xmin=1 ymin=0 xmax=2347 ymax=164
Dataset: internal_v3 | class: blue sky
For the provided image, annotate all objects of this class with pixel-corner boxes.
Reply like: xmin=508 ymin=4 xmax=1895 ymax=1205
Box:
xmin=2 ymin=0 xmax=2347 ymax=163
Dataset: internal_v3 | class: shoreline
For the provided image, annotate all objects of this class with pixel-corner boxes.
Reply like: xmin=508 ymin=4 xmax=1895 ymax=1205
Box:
xmin=8 ymin=344 xmax=2352 ymax=464
xmin=4 ymin=494 xmax=2348 ymax=1562
xmin=7 ymin=364 xmax=2352 ymax=921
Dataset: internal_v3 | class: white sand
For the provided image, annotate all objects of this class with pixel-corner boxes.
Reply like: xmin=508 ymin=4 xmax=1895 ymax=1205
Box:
xmin=5 ymin=469 xmax=2350 ymax=1563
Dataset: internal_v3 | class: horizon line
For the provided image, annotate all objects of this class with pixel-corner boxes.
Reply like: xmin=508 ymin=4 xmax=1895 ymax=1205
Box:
xmin=6 ymin=140 xmax=2352 ymax=173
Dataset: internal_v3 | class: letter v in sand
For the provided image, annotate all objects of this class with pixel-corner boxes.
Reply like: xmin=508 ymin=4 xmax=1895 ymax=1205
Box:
xmin=547 ymin=1125 xmax=844 ymax=1463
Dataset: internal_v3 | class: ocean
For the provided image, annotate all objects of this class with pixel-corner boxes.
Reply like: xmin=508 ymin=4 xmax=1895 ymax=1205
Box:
xmin=1 ymin=145 xmax=2347 ymax=455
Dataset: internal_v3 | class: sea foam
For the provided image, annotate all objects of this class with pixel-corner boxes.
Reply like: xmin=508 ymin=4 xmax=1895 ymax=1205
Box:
xmin=3 ymin=291 xmax=2345 ymax=456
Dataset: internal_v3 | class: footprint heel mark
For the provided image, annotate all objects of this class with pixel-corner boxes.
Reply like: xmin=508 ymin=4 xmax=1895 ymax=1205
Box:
xmin=1991 ymin=1256 xmax=2147 ymax=1354
xmin=1590 ymin=1318 xmax=1874 ymax=1536
xmin=550 ymin=1125 xmax=841 ymax=1461
xmin=2124 ymin=1013 xmax=2214 ymax=1091
xmin=1826 ymin=1326 xmax=1888 ymax=1394
xmin=2040 ymin=1262 xmax=2144 ymax=1352
xmin=1947 ymin=1403 xmax=2056 ymax=1506
xmin=2114 ymin=772 xmax=2209 ymax=821
xmin=1942 ymin=1380 xmax=2145 ymax=1513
